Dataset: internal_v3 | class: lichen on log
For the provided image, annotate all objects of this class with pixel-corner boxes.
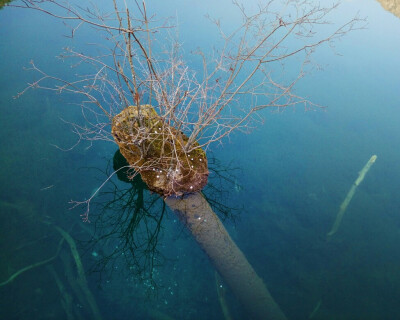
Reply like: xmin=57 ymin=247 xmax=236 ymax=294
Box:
xmin=111 ymin=105 xmax=208 ymax=196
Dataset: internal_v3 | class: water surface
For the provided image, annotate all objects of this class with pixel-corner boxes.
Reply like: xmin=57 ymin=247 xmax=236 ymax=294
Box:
xmin=1 ymin=1 xmax=400 ymax=319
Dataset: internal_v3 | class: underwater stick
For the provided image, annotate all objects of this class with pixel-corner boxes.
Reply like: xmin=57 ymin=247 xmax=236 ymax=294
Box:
xmin=0 ymin=237 xmax=64 ymax=287
xmin=327 ymin=155 xmax=377 ymax=238
xmin=308 ymin=299 xmax=321 ymax=319
xmin=59 ymin=251 xmax=88 ymax=319
xmin=47 ymin=265 xmax=76 ymax=320
xmin=55 ymin=226 xmax=103 ymax=320
xmin=166 ymin=192 xmax=287 ymax=320
xmin=215 ymin=271 xmax=233 ymax=320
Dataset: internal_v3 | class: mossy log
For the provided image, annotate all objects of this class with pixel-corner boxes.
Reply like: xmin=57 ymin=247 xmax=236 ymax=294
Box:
xmin=112 ymin=105 xmax=208 ymax=196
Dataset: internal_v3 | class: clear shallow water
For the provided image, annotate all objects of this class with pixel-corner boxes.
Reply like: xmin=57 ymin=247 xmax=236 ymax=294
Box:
xmin=1 ymin=1 xmax=400 ymax=319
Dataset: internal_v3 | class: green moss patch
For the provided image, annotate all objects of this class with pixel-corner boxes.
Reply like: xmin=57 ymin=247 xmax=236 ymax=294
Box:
xmin=112 ymin=105 xmax=208 ymax=196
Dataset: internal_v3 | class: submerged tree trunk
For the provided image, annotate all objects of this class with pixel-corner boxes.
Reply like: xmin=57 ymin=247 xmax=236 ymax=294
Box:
xmin=111 ymin=105 xmax=286 ymax=318
xmin=165 ymin=192 xmax=287 ymax=320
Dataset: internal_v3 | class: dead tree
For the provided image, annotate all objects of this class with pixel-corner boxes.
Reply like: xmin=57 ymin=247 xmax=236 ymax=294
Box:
xmin=10 ymin=0 xmax=362 ymax=318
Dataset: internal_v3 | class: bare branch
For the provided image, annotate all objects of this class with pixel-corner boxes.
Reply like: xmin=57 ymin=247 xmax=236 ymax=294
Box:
xmin=11 ymin=0 xmax=364 ymax=210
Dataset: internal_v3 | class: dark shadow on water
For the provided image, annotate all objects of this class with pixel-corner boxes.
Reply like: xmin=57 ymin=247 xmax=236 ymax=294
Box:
xmin=0 ymin=147 xmax=243 ymax=320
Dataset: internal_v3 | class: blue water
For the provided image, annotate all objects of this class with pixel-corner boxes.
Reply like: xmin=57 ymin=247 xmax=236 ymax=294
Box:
xmin=1 ymin=1 xmax=400 ymax=319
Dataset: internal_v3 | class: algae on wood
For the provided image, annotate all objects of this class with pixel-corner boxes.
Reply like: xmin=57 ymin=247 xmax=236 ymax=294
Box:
xmin=112 ymin=105 xmax=209 ymax=196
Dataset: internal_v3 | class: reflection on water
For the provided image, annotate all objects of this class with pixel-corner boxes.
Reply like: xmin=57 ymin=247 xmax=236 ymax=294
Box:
xmin=376 ymin=0 xmax=400 ymax=18
xmin=1 ymin=0 xmax=400 ymax=319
